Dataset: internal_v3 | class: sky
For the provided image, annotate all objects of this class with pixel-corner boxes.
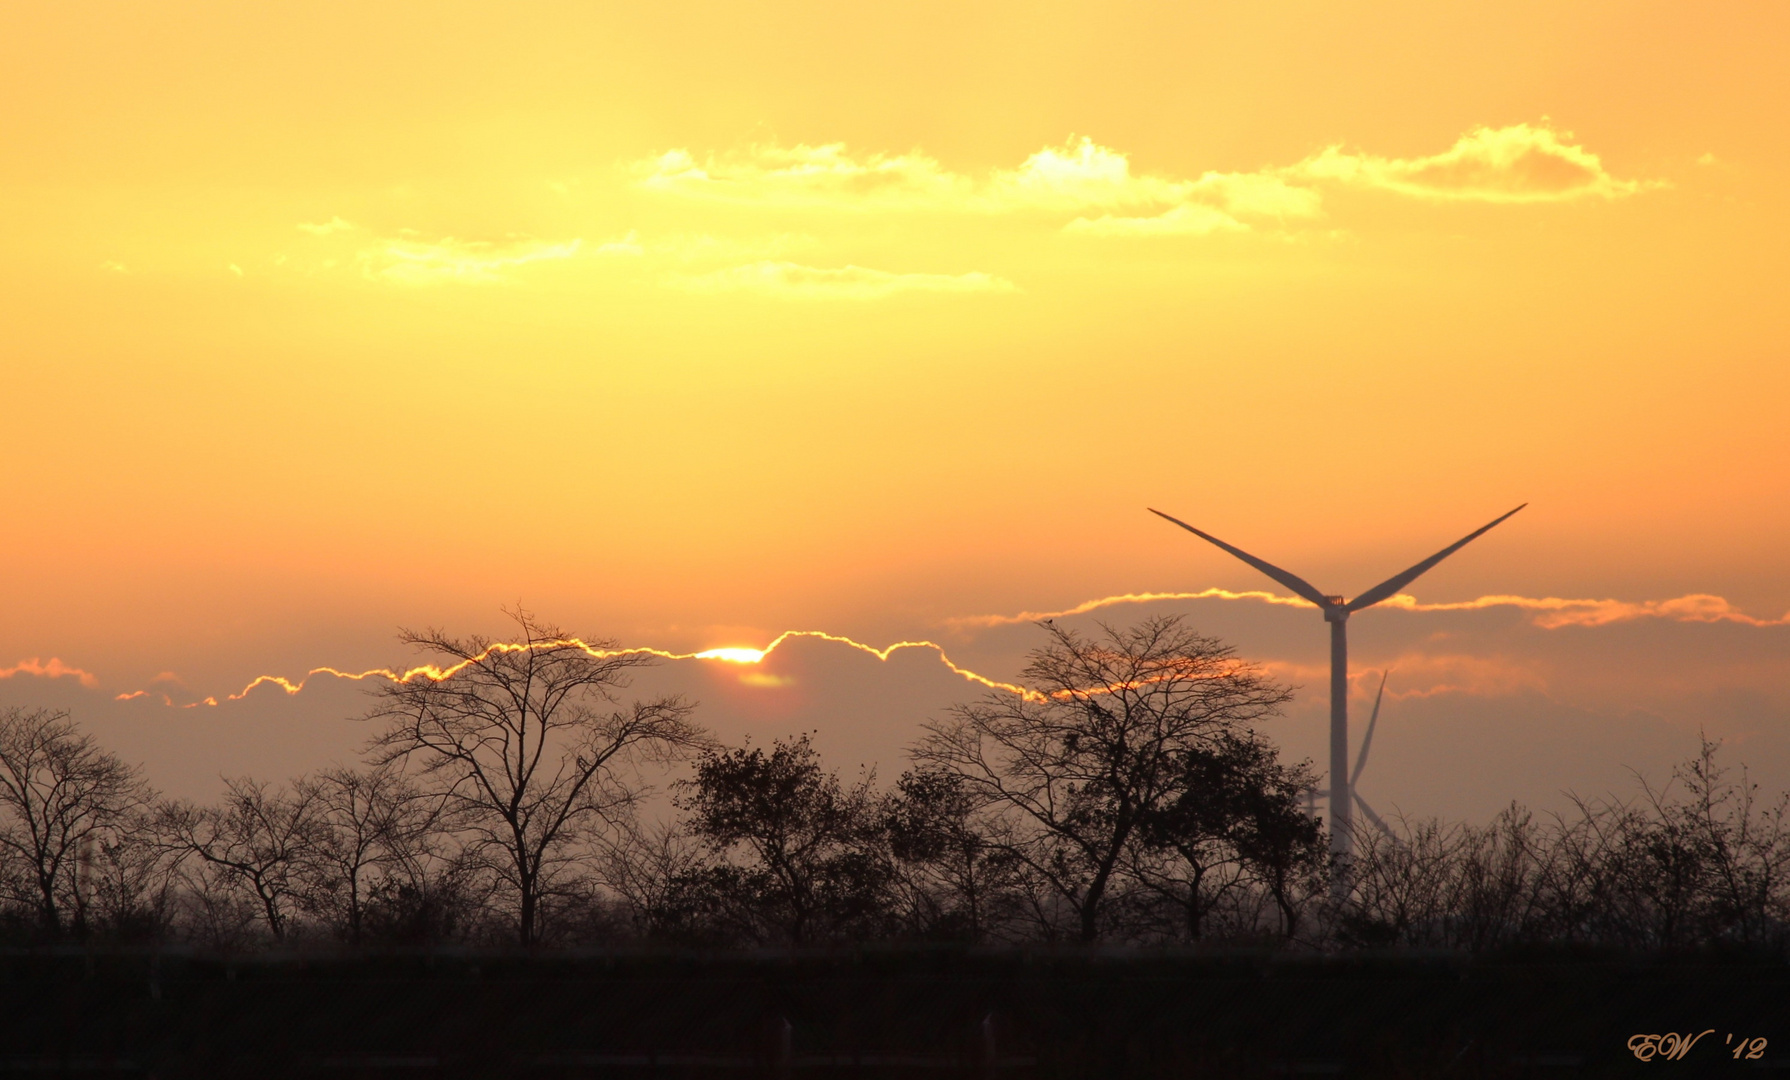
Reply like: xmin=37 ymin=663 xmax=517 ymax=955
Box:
xmin=3 ymin=1 xmax=1787 ymax=820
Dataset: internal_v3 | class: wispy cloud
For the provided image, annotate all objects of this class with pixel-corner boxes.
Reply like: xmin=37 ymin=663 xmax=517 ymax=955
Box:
xmin=1288 ymin=123 xmax=1648 ymax=203
xmin=297 ymin=216 xmax=357 ymax=236
xmin=636 ymin=144 xmax=966 ymax=211
xmin=357 ymin=234 xmax=586 ymax=284
xmin=1378 ymin=592 xmax=1790 ymax=629
xmin=637 ymin=125 xmax=1651 ymax=236
xmin=949 ymin=589 xmax=1790 ymax=632
xmin=674 ymin=261 xmax=1017 ymax=299
xmin=634 ymin=137 xmax=1302 ymax=223
xmin=1066 ymin=203 xmax=1248 ymax=237
xmin=985 ymin=138 xmax=1195 ymax=212
xmin=0 ymin=657 xmax=98 ymax=688
xmin=945 ymin=588 xmax=1317 ymax=630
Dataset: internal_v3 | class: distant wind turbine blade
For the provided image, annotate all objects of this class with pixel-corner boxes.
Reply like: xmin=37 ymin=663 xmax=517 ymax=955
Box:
xmin=1351 ymin=670 xmax=1389 ymax=786
xmin=1345 ymin=504 xmax=1527 ymax=613
xmin=1353 ymin=793 xmax=1400 ymax=842
xmin=1148 ymin=509 xmax=1331 ymax=607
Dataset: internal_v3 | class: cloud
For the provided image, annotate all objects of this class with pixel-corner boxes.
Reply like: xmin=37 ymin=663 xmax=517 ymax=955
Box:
xmin=636 ymin=144 xmax=966 ymax=211
xmin=1066 ymin=203 xmax=1248 ymax=237
xmin=945 ymin=588 xmax=1318 ymax=630
xmin=985 ymin=138 xmax=1190 ymax=211
xmin=289 ymin=223 xmax=830 ymax=290
xmin=674 ymin=261 xmax=1017 ymax=299
xmin=635 ymin=137 xmax=1280 ymax=220
xmin=0 ymin=657 xmax=98 ymax=688
xmin=357 ymin=234 xmax=586 ymax=284
xmin=638 ymin=125 xmax=1650 ymax=240
xmin=1288 ymin=123 xmax=1647 ymax=203
xmin=1379 ymin=592 xmax=1790 ymax=629
xmin=949 ymin=588 xmax=1790 ymax=632
xmin=591 ymin=230 xmax=646 ymax=257
xmin=297 ymin=216 xmax=357 ymax=235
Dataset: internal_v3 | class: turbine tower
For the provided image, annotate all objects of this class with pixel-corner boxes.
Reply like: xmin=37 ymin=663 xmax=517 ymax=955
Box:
xmin=1149 ymin=503 xmax=1525 ymax=892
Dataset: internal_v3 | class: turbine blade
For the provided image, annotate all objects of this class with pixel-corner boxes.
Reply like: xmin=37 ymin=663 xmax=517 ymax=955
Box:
xmin=1346 ymin=504 xmax=1527 ymax=613
xmin=1148 ymin=509 xmax=1331 ymax=607
xmin=1353 ymin=792 xmax=1400 ymax=842
xmin=1351 ymin=669 xmax=1389 ymax=786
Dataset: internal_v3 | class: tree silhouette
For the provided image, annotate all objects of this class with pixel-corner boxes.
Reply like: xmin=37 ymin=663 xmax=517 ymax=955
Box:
xmin=913 ymin=617 xmax=1294 ymax=942
xmin=670 ymin=734 xmax=890 ymax=944
xmin=364 ymin=608 xmax=710 ymax=944
xmin=0 ymin=708 xmax=152 ymax=938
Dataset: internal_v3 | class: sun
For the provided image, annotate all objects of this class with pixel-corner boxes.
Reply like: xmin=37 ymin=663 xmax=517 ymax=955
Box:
xmin=693 ymin=647 xmax=769 ymax=664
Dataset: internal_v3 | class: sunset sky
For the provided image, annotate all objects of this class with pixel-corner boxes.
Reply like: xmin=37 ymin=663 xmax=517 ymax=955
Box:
xmin=3 ymin=1 xmax=1787 ymax=818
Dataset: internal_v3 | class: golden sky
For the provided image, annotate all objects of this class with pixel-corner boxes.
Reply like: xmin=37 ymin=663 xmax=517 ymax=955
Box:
xmin=3 ymin=1 xmax=1788 ymax=811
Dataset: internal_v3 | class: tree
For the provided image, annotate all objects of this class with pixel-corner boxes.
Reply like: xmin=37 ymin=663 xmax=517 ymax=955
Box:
xmin=1650 ymin=736 xmax=1790 ymax=947
xmin=0 ymin=708 xmax=152 ymax=937
xmin=160 ymin=776 xmax=323 ymax=942
xmin=670 ymin=734 xmax=891 ymax=944
xmin=364 ymin=608 xmax=710 ymax=944
xmin=298 ymin=763 xmax=446 ymax=944
xmin=83 ymin=818 xmax=182 ymax=943
xmin=597 ymin=818 xmax=710 ymax=942
xmin=912 ymin=617 xmax=1294 ymax=942
xmin=1131 ymin=731 xmax=1323 ymax=941
xmin=883 ymin=769 xmax=1027 ymax=942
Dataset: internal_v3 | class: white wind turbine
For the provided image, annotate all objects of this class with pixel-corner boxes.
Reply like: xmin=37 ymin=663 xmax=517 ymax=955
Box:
xmin=1308 ymin=669 xmax=1399 ymax=844
xmin=1149 ymin=504 xmax=1526 ymax=895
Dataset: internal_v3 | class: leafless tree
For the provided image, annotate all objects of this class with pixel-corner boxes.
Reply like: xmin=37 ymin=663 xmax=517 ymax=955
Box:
xmin=298 ymin=763 xmax=448 ymax=944
xmin=83 ymin=816 xmax=183 ymax=941
xmin=0 ymin=707 xmax=152 ymax=937
xmin=883 ymin=769 xmax=1030 ymax=942
xmin=363 ymin=608 xmax=711 ymax=944
xmin=1653 ymin=736 xmax=1790 ymax=946
xmin=912 ymin=617 xmax=1295 ymax=942
xmin=596 ymin=818 xmax=709 ymax=940
xmin=160 ymin=776 xmax=323 ymax=942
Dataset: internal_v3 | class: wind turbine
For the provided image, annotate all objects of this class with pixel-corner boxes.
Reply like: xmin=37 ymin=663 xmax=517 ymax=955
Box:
xmin=1149 ymin=503 xmax=1525 ymax=893
xmin=1310 ymin=666 xmax=1403 ymax=845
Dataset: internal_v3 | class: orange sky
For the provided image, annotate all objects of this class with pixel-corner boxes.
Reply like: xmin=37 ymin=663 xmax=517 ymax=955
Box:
xmin=3 ymin=1 xmax=1788 ymax=812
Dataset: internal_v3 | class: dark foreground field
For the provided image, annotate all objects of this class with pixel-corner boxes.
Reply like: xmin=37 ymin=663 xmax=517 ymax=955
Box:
xmin=2 ymin=947 xmax=1786 ymax=1079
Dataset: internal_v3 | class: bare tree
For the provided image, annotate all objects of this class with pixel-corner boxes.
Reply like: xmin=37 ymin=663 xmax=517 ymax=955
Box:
xmin=596 ymin=817 xmax=710 ymax=941
xmin=299 ymin=764 xmax=447 ymax=944
xmin=160 ymin=777 xmax=323 ymax=942
xmin=1653 ymin=736 xmax=1790 ymax=947
xmin=364 ymin=608 xmax=711 ymax=944
xmin=912 ymin=617 xmax=1294 ymax=943
xmin=0 ymin=707 xmax=152 ymax=937
xmin=883 ymin=768 xmax=1028 ymax=942
xmin=84 ymin=816 xmax=182 ymax=942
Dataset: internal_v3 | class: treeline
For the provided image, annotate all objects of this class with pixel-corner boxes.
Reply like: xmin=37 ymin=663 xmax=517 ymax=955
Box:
xmin=2 ymin=612 xmax=1786 ymax=953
